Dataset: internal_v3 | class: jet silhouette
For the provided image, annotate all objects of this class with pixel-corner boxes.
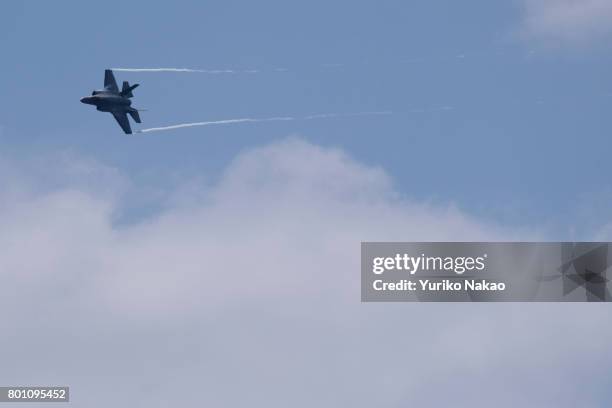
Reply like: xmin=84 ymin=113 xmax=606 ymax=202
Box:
xmin=80 ymin=69 xmax=141 ymax=134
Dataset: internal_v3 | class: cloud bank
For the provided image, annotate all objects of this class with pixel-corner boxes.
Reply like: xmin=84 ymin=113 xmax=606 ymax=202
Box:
xmin=519 ymin=0 xmax=612 ymax=45
xmin=0 ymin=138 xmax=610 ymax=407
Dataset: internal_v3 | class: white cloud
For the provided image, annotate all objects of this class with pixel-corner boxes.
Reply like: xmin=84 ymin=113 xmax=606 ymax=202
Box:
xmin=0 ymin=137 xmax=610 ymax=407
xmin=519 ymin=0 xmax=612 ymax=45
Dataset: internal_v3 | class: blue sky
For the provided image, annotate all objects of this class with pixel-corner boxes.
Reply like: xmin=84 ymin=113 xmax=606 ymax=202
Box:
xmin=3 ymin=2 xmax=612 ymax=407
xmin=2 ymin=0 xmax=612 ymax=235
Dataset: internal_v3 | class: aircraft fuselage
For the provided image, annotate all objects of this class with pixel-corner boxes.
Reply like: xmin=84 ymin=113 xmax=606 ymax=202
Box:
xmin=80 ymin=91 xmax=131 ymax=112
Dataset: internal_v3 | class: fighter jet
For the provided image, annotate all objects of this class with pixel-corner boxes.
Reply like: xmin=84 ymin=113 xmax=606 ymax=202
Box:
xmin=80 ymin=69 xmax=141 ymax=134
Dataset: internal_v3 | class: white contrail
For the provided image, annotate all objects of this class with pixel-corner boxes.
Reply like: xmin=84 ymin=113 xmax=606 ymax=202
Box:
xmin=111 ymin=68 xmax=259 ymax=74
xmin=137 ymin=111 xmax=392 ymax=133
xmin=137 ymin=117 xmax=294 ymax=133
xmin=303 ymin=111 xmax=392 ymax=120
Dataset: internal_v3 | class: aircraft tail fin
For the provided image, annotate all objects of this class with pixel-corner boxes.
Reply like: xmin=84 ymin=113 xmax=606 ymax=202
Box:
xmin=128 ymin=108 xmax=141 ymax=123
xmin=120 ymin=81 xmax=140 ymax=98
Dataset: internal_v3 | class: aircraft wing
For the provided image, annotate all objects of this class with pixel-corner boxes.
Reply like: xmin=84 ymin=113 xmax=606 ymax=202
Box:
xmin=110 ymin=111 xmax=132 ymax=134
xmin=104 ymin=69 xmax=119 ymax=92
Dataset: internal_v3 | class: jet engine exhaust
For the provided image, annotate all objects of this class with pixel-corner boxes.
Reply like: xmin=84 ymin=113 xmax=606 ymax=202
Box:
xmin=111 ymin=68 xmax=260 ymax=74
